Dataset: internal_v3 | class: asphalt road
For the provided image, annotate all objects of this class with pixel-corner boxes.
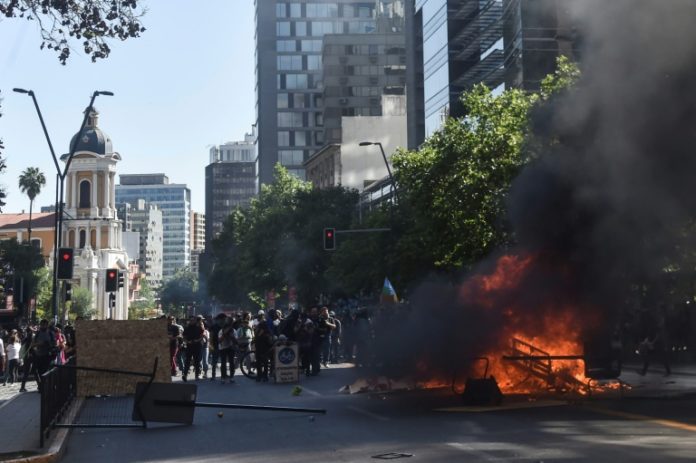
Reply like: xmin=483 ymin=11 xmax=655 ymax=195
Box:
xmin=61 ymin=364 xmax=696 ymax=462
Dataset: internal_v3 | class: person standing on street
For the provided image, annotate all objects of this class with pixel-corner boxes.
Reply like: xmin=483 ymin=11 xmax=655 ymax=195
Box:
xmin=182 ymin=316 xmax=204 ymax=381
xmin=28 ymin=320 xmax=54 ymax=392
xmin=3 ymin=332 xmax=21 ymax=385
xmin=218 ymin=316 xmax=237 ymax=383
xmin=167 ymin=316 xmax=183 ymax=377
xmin=209 ymin=313 xmax=226 ymax=381
xmin=318 ymin=307 xmax=336 ymax=368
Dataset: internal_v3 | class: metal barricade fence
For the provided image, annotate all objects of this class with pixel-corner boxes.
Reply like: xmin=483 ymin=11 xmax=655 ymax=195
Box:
xmin=40 ymin=357 xmax=77 ymax=447
xmin=40 ymin=357 xmax=158 ymax=447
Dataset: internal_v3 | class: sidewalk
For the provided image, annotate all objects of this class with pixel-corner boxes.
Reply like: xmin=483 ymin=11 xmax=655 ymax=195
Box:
xmin=0 ymin=382 xmax=66 ymax=463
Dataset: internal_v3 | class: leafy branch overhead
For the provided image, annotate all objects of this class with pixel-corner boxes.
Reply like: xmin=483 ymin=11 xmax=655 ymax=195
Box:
xmin=0 ymin=0 xmax=146 ymax=63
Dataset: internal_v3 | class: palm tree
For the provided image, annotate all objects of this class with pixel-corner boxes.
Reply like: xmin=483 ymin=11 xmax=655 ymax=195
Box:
xmin=18 ymin=167 xmax=47 ymax=244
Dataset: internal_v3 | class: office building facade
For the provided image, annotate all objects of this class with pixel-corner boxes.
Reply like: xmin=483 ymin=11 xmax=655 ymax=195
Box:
xmin=205 ymin=134 xmax=257 ymax=248
xmin=116 ymin=174 xmax=191 ymax=281
xmin=503 ymin=0 xmax=580 ymax=91
xmin=255 ymin=0 xmax=406 ymax=186
xmin=322 ymin=30 xmax=406 ymax=144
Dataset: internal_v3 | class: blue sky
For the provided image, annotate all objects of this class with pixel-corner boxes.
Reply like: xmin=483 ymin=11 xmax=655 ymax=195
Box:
xmin=0 ymin=0 xmax=256 ymax=214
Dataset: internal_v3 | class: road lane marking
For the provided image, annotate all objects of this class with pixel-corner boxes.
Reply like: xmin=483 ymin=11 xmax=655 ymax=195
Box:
xmin=435 ymin=400 xmax=567 ymax=413
xmin=347 ymin=405 xmax=390 ymax=421
xmin=585 ymin=406 xmax=696 ymax=433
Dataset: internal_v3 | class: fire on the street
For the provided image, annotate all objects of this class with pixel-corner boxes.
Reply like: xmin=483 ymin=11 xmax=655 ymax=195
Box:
xmin=344 ymin=253 xmax=626 ymax=397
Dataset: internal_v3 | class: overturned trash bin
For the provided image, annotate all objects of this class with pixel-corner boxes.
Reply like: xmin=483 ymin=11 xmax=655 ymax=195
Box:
xmin=457 ymin=357 xmax=504 ymax=406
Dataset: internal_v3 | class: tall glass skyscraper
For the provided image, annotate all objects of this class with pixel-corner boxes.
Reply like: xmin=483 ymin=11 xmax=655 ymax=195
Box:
xmin=116 ymin=174 xmax=191 ymax=281
xmin=255 ymin=0 xmax=405 ymax=186
xmin=409 ymin=0 xmax=505 ymax=144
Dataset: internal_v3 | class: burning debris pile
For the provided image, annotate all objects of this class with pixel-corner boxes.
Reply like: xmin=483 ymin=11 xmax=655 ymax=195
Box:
xmin=359 ymin=0 xmax=696 ymax=397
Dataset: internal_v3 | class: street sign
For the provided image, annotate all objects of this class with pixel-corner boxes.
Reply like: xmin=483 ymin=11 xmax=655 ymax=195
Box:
xmin=274 ymin=342 xmax=299 ymax=383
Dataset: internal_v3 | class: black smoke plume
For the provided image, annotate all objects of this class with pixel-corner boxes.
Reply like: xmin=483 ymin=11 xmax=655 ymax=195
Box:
xmin=369 ymin=0 xmax=696 ymax=379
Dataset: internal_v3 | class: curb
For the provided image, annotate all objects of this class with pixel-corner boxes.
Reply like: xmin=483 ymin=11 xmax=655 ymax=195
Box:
xmin=0 ymin=426 xmax=70 ymax=463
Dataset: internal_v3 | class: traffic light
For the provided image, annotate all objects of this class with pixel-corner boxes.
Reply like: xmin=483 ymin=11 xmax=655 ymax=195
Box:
xmin=323 ymin=228 xmax=336 ymax=250
xmin=105 ymin=269 xmax=118 ymax=292
xmin=118 ymin=271 xmax=125 ymax=289
xmin=109 ymin=292 xmax=116 ymax=309
xmin=57 ymin=248 xmax=74 ymax=280
xmin=64 ymin=283 xmax=72 ymax=302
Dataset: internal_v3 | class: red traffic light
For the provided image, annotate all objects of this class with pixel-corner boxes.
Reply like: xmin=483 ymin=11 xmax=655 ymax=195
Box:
xmin=57 ymin=248 xmax=74 ymax=279
xmin=323 ymin=228 xmax=336 ymax=250
xmin=105 ymin=269 xmax=118 ymax=292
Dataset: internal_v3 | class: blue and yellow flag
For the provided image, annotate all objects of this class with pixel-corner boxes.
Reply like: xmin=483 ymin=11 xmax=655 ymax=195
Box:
xmin=381 ymin=277 xmax=398 ymax=304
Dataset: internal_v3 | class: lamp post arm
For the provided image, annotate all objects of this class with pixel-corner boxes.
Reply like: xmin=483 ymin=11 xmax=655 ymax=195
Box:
xmin=62 ymin=91 xmax=101 ymax=179
xmin=27 ymin=92 xmax=61 ymax=174
xmin=376 ymin=142 xmax=400 ymax=204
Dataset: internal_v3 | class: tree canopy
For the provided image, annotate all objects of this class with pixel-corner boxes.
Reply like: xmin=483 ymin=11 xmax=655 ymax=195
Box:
xmin=0 ymin=0 xmax=146 ymax=63
xmin=208 ymin=165 xmax=358 ymax=308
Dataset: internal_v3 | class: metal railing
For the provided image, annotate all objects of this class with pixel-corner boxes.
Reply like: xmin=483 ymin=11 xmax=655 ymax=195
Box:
xmin=39 ymin=357 xmax=158 ymax=447
xmin=40 ymin=357 xmax=77 ymax=448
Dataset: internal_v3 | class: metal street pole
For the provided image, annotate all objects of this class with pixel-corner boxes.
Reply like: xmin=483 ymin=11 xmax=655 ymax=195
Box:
xmin=13 ymin=89 xmax=114 ymax=322
xmin=358 ymin=141 xmax=400 ymax=204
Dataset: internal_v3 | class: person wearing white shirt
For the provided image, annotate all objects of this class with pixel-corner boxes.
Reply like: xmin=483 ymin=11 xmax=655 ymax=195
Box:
xmin=4 ymin=333 xmax=21 ymax=384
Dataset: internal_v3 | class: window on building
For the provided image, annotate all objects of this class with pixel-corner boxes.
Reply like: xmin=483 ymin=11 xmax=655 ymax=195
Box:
xmin=292 ymin=93 xmax=307 ymax=108
xmin=289 ymin=3 xmax=302 ymax=17
xmin=79 ymin=180 xmax=91 ymax=208
xmin=294 ymin=131 xmax=307 ymax=146
xmin=307 ymin=55 xmax=322 ymax=70
xmin=278 ymin=131 xmax=290 ymax=146
xmin=295 ymin=21 xmax=307 ymax=36
xmin=276 ymin=22 xmax=291 ymax=36
xmin=79 ymin=229 xmax=86 ymax=249
xmin=301 ymin=40 xmax=322 ymax=52
xmin=276 ymin=3 xmax=287 ymax=18
xmin=277 ymin=93 xmax=289 ymax=108
xmin=276 ymin=40 xmax=297 ymax=52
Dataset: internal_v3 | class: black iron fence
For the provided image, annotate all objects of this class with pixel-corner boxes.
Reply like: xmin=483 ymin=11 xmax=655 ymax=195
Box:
xmin=39 ymin=358 xmax=158 ymax=447
xmin=40 ymin=357 xmax=77 ymax=447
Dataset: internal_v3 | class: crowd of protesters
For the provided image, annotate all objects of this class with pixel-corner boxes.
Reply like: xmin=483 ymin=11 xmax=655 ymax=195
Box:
xmin=0 ymin=319 xmax=76 ymax=391
xmin=166 ymin=303 xmax=387 ymax=383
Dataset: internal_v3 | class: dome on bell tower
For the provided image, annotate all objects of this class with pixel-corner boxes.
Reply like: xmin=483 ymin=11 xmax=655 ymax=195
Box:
xmin=64 ymin=108 xmax=113 ymax=157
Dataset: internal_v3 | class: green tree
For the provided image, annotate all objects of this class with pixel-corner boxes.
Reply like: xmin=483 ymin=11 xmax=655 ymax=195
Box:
xmin=208 ymin=164 xmax=359 ymax=307
xmin=0 ymin=238 xmax=45 ymax=315
xmin=34 ymin=266 xmax=52 ymax=320
xmin=0 ymin=0 xmax=146 ymax=64
xmin=392 ymin=85 xmax=538 ymax=276
xmin=69 ymin=286 xmax=95 ymax=320
xmin=160 ymin=269 xmax=199 ymax=316
xmin=129 ymin=278 xmax=156 ymax=320
xmin=18 ymin=167 xmax=47 ymax=243
xmin=390 ymin=57 xmax=582 ymax=284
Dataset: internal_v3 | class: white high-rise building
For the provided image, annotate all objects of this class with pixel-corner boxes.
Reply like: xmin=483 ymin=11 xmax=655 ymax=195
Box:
xmin=116 ymin=174 xmax=191 ymax=281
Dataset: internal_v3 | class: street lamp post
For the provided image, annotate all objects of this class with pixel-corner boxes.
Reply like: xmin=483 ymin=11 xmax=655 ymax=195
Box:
xmin=358 ymin=141 xmax=400 ymax=205
xmin=13 ymin=89 xmax=114 ymax=322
